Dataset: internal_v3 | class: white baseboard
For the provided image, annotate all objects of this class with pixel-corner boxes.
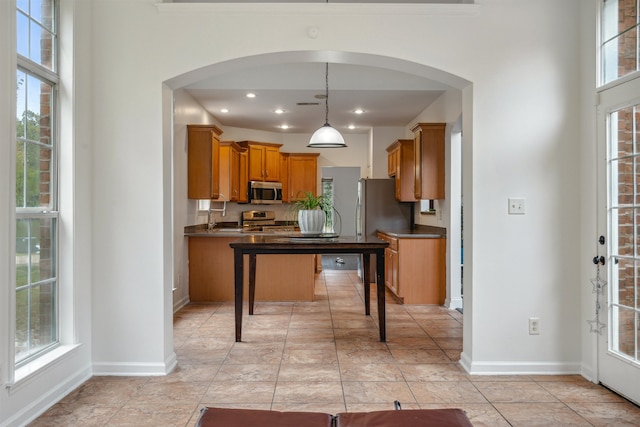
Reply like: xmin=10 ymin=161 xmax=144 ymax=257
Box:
xmin=459 ymin=351 xmax=472 ymax=373
xmin=173 ymin=294 xmax=190 ymax=313
xmin=2 ymin=366 xmax=92 ymax=427
xmin=459 ymin=353 xmax=581 ymax=376
xmin=445 ymin=296 xmax=463 ymax=310
xmin=92 ymin=352 xmax=177 ymax=376
xmin=580 ymin=363 xmax=597 ymax=383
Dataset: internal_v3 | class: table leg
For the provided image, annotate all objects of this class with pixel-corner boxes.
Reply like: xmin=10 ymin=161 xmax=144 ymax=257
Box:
xmin=234 ymin=248 xmax=244 ymax=342
xmin=376 ymin=249 xmax=386 ymax=342
xmin=363 ymin=253 xmax=371 ymax=315
xmin=248 ymin=253 xmax=256 ymax=315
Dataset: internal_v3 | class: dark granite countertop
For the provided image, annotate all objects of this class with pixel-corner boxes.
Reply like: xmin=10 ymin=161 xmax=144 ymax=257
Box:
xmin=184 ymin=222 xmax=299 ymax=237
xmin=377 ymin=224 xmax=446 ymax=239
xmin=186 ymin=223 xmax=446 ymax=239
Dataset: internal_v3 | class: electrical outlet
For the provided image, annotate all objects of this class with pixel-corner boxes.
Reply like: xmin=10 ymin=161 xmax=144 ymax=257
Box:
xmin=529 ymin=318 xmax=540 ymax=335
xmin=508 ymin=198 xmax=526 ymax=215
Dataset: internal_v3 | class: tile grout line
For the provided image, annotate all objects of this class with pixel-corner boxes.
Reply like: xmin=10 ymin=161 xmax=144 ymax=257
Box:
xmin=328 ymin=270 xmax=351 ymax=413
xmin=270 ymin=302 xmax=293 ymax=411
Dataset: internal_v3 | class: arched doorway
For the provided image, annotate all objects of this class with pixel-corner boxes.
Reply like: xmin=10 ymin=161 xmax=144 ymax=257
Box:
xmin=162 ymin=50 xmax=473 ymax=365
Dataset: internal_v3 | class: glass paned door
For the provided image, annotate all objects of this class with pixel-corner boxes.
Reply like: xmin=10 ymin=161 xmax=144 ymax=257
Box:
xmin=600 ymin=102 xmax=640 ymax=405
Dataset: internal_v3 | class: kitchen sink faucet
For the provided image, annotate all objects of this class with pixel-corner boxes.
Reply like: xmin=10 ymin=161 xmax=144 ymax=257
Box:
xmin=208 ymin=194 xmax=227 ymax=230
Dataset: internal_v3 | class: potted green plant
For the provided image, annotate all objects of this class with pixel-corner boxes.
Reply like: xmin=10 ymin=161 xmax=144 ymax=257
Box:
xmin=291 ymin=192 xmax=332 ymax=235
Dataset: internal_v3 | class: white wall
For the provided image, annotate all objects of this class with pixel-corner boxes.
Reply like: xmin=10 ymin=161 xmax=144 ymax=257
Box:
xmin=1 ymin=0 xmax=592 ymax=423
xmin=578 ymin=1 xmax=599 ymax=381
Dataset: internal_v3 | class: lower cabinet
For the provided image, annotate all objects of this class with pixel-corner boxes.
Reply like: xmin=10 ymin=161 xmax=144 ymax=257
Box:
xmin=188 ymin=236 xmax=316 ymax=302
xmin=377 ymin=232 xmax=446 ymax=304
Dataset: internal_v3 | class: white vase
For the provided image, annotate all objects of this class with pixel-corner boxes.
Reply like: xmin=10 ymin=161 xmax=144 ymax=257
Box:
xmin=298 ymin=209 xmax=325 ymax=235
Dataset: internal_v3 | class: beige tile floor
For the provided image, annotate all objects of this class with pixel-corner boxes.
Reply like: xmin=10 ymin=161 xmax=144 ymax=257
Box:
xmin=31 ymin=269 xmax=640 ymax=426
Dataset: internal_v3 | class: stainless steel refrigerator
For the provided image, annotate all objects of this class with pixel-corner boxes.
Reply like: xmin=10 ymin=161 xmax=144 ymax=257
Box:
xmin=321 ymin=166 xmax=361 ymax=236
xmin=356 ymin=178 xmax=413 ymax=279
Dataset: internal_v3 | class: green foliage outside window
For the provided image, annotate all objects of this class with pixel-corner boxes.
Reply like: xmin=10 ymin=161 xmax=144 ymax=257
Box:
xmin=16 ymin=110 xmax=48 ymax=208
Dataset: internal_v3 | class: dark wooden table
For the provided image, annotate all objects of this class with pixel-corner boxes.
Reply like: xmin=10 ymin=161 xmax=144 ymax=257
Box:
xmin=229 ymin=235 xmax=389 ymax=342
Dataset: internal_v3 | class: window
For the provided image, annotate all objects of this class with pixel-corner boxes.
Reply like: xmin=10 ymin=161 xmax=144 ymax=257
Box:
xmin=420 ymin=199 xmax=437 ymax=214
xmin=15 ymin=0 xmax=59 ymax=366
xmin=601 ymin=0 xmax=640 ymax=85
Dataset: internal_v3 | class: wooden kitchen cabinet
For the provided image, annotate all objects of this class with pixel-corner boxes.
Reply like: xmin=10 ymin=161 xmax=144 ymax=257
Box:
xmin=187 ymin=124 xmax=223 ymax=199
xmin=287 ymin=153 xmax=319 ymax=200
xmin=280 ymin=153 xmax=290 ymax=202
xmin=386 ymin=139 xmax=417 ymax=202
xmin=377 ymin=232 xmax=446 ymax=304
xmin=239 ymin=149 xmax=248 ymax=203
xmin=387 ymin=149 xmax=398 ymax=177
xmin=239 ymin=141 xmax=283 ymax=182
xmin=188 ymin=236 xmax=315 ymax=301
xmin=219 ymin=141 xmax=247 ymax=202
xmin=412 ymin=123 xmax=446 ymax=200
xmin=385 ymin=239 xmax=399 ymax=296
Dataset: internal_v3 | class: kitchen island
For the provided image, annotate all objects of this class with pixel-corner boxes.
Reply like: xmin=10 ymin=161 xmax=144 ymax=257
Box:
xmin=185 ymin=225 xmax=317 ymax=302
xmin=229 ymin=234 xmax=389 ymax=342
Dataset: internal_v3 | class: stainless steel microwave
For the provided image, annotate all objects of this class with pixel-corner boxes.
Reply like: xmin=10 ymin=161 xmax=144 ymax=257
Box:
xmin=248 ymin=181 xmax=283 ymax=204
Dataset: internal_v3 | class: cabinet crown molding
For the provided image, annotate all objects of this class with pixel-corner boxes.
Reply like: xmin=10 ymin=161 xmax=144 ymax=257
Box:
xmin=187 ymin=124 xmax=223 ymax=136
xmin=237 ymin=140 xmax=283 ymax=149
xmin=410 ymin=122 xmax=446 ymax=133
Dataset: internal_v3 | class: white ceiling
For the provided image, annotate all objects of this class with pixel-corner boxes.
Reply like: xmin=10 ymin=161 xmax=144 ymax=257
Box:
xmin=185 ymin=62 xmax=449 ymax=134
xmin=173 ymin=0 xmax=466 ymax=3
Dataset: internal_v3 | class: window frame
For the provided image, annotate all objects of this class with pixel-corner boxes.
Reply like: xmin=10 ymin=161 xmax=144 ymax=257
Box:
xmin=599 ymin=0 xmax=640 ymax=86
xmin=14 ymin=0 xmax=60 ymax=369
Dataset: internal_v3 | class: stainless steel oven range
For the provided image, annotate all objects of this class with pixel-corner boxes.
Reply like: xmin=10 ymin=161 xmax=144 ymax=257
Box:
xmin=240 ymin=210 xmax=295 ymax=233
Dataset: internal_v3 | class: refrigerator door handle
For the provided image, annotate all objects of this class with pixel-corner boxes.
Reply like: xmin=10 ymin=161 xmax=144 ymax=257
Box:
xmin=355 ymin=195 xmax=361 ymax=237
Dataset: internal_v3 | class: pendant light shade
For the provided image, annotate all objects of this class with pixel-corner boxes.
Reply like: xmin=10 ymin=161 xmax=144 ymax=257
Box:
xmin=309 ymin=124 xmax=346 ymax=148
xmin=308 ymin=63 xmax=347 ymax=148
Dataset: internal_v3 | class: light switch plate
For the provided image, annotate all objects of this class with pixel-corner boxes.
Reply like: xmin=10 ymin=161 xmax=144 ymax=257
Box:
xmin=508 ymin=198 xmax=525 ymax=214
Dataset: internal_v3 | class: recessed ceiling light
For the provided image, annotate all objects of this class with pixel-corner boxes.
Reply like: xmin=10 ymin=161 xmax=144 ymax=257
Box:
xmin=274 ymin=109 xmax=285 ymax=114
xmin=354 ymin=108 xmax=365 ymax=114
xmin=220 ymin=108 xmax=229 ymax=113
xmin=246 ymin=93 xmax=256 ymax=98
xmin=278 ymin=124 xmax=290 ymax=130
xmin=348 ymin=125 xmax=356 ymax=130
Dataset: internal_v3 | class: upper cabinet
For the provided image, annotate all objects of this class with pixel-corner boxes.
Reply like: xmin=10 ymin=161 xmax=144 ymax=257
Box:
xmin=386 ymin=139 xmax=417 ymax=202
xmin=412 ymin=123 xmax=446 ymax=200
xmin=280 ymin=153 xmax=290 ymax=202
xmin=238 ymin=149 xmax=248 ymax=203
xmin=387 ymin=145 xmax=399 ymax=177
xmin=238 ymin=141 xmax=283 ymax=182
xmin=219 ymin=141 xmax=248 ymax=202
xmin=286 ymin=153 xmax=320 ymax=201
xmin=187 ymin=124 xmax=223 ymax=200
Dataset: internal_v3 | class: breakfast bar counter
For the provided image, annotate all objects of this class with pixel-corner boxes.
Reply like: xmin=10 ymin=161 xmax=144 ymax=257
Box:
xmin=229 ymin=235 xmax=389 ymax=342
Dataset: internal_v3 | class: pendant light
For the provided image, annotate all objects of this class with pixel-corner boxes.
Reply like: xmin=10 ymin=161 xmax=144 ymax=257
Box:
xmin=308 ymin=63 xmax=347 ymax=148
